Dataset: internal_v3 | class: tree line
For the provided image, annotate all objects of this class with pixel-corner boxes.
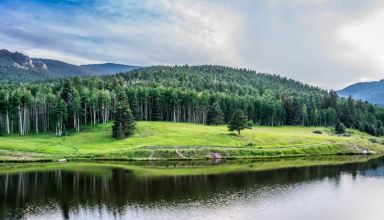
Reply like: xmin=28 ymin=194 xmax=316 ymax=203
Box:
xmin=0 ymin=65 xmax=383 ymax=136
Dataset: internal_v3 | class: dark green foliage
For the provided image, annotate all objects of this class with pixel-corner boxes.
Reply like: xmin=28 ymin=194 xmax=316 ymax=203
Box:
xmin=246 ymin=120 xmax=254 ymax=128
xmin=0 ymin=65 xmax=382 ymax=136
xmin=335 ymin=122 xmax=346 ymax=134
xmin=207 ymin=102 xmax=224 ymax=125
xmin=112 ymin=92 xmax=136 ymax=139
xmin=61 ymin=80 xmax=74 ymax=127
xmin=228 ymin=109 xmax=250 ymax=135
xmin=127 ymin=91 xmax=142 ymax=120
xmin=366 ymin=124 xmax=377 ymax=136
xmin=151 ymin=97 xmax=162 ymax=121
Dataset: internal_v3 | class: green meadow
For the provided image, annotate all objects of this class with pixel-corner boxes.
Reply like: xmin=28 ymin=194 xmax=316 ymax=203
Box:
xmin=0 ymin=121 xmax=383 ymax=161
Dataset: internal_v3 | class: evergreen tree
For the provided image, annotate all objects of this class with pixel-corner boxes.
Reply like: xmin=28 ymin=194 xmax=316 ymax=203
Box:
xmin=335 ymin=121 xmax=346 ymax=134
xmin=130 ymin=92 xmax=142 ymax=120
xmin=151 ymin=97 xmax=162 ymax=121
xmin=207 ymin=102 xmax=224 ymax=125
xmin=60 ymin=80 xmax=74 ymax=129
xmin=228 ymin=109 xmax=250 ymax=135
xmin=112 ymin=92 xmax=136 ymax=139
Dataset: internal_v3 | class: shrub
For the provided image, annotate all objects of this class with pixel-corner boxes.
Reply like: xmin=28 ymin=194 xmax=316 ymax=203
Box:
xmin=335 ymin=122 xmax=346 ymax=134
xmin=369 ymin=138 xmax=379 ymax=144
xmin=246 ymin=120 xmax=254 ymax=128
xmin=343 ymin=132 xmax=351 ymax=137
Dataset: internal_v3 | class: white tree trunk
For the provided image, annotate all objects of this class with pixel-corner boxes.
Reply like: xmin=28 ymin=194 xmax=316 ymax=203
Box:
xmin=18 ymin=105 xmax=23 ymax=135
xmin=35 ymin=107 xmax=39 ymax=134
xmin=5 ymin=110 xmax=9 ymax=134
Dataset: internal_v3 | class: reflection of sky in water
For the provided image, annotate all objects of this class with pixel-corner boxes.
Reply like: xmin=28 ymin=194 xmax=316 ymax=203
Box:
xmin=360 ymin=166 xmax=384 ymax=177
xmin=22 ymin=175 xmax=384 ymax=220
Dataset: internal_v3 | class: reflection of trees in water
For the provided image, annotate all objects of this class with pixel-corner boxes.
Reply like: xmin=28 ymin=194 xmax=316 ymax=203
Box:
xmin=1 ymin=157 xmax=383 ymax=219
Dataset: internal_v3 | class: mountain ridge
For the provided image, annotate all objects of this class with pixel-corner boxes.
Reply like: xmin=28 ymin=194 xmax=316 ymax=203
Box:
xmin=338 ymin=79 xmax=384 ymax=106
xmin=0 ymin=49 xmax=140 ymax=83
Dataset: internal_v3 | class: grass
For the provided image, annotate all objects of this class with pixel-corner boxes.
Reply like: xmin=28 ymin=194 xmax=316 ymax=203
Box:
xmin=0 ymin=121 xmax=383 ymax=161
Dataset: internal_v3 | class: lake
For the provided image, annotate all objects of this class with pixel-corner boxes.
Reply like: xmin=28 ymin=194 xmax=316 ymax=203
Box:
xmin=1 ymin=157 xmax=384 ymax=220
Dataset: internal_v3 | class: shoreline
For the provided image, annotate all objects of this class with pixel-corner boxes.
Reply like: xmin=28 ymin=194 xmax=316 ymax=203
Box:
xmin=0 ymin=155 xmax=382 ymax=177
xmin=0 ymin=150 xmax=378 ymax=163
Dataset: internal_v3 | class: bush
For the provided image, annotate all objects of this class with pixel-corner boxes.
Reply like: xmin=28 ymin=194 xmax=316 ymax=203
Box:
xmin=343 ymin=132 xmax=351 ymax=137
xmin=335 ymin=122 xmax=346 ymax=134
xmin=369 ymin=138 xmax=379 ymax=144
xmin=246 ymin=120 xmax=255 ymax=128
xmin=313 ymin=130 xmax=322 ymax=134
xmin=359 ymin=121 xmax=380 ymax=136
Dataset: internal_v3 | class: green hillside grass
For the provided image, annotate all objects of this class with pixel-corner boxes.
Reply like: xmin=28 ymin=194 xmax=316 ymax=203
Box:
xmin=0 ymin=121 xmax=383 ymax=161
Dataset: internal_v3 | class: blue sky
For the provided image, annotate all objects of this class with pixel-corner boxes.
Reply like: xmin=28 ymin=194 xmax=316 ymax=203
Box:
xmin=0 ymin=0 xmax=383 ymax=89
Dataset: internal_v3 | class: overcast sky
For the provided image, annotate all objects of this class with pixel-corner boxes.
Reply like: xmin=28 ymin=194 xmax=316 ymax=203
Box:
xmin=1 ymin=0 xmax=384 ymax=89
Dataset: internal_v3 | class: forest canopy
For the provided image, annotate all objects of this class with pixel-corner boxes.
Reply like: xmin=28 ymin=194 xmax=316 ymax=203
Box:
xmin=0 ymin=65 xmax=383 ymax=136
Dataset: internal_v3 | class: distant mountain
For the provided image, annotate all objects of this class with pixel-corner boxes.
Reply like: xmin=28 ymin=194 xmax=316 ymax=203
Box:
xmin=0 ymin=49 xmax=140 ymax=83
xmin=81 ymin=63 xmax=139 ymax=74
xmin=338 ymin=80 xmax=384 ymax=106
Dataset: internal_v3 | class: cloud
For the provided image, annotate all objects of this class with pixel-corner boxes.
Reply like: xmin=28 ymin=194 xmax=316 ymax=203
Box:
xmin=337 ymin=7 xmax=384 ymax=82
xmin=0 ymin=0 xmax=383 ymax=89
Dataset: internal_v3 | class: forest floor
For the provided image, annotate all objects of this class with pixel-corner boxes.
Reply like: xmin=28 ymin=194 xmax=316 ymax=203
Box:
xmin=0 ymin=121 xmax=383 ymax=162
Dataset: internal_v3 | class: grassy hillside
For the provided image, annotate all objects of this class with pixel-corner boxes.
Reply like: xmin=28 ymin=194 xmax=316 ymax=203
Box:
xmin=0 ymin=122 xmax=383 ymax=161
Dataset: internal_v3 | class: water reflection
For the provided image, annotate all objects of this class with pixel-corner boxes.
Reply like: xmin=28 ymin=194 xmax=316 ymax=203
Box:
xmin=1 ymin=157 xmax=384 ymax=220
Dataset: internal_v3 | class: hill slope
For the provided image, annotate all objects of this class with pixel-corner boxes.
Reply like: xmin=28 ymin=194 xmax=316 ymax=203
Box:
xmin=113 ymin=65 xmax=325 ymax=96
xmin=0 ymin=49 xmax=139 ymax=83
xmin=0 ymin=121 xmax=382 ymax=161
xmin=81 ymin=63 xmax=139 ymax=74
xmin=338 ymin=80 xmax=384 ymax=106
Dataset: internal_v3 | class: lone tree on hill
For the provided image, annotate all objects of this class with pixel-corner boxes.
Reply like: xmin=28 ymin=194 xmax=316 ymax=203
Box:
xmin=112 ymin=92 xmax=136 ymax=139
xmin=228 ymin=109 xmax=251 ymax=135
xmin=207 ymin=102 xmax=224 ymax=125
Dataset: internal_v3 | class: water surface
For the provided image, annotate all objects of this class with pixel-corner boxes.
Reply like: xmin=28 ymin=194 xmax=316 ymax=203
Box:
xmin=1 ymin=158 xmax=384 ymax=220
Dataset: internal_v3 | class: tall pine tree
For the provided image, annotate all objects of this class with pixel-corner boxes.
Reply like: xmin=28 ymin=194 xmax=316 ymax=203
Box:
xmin=207 ymin=102 xmax=224 ymax=125
xmin=112 ymin=91 xmax=136 ymax=139
xmin=228 ymin=109 xmax=249 ymax=135
xmin=60 ymin=80 xmax=74 ymax=129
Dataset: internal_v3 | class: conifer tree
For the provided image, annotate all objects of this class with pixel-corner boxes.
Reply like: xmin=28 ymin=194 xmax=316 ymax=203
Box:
xmin=228 ymin=109 xmax=250 ymax=135
xmin=207 ymin=102 xmax=224 ymax=125
xmin=112 ymin=92 xmax=136 ymax=139
xmin=335 ymin=121 xmax=346 ymax=134
xmin=130 ymin=92 xmax=142 ymax=120
xmin=60 ymin=80 xmax=74 ymax=129
xmin=151 ymin=97 xmax=162 ymax=121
